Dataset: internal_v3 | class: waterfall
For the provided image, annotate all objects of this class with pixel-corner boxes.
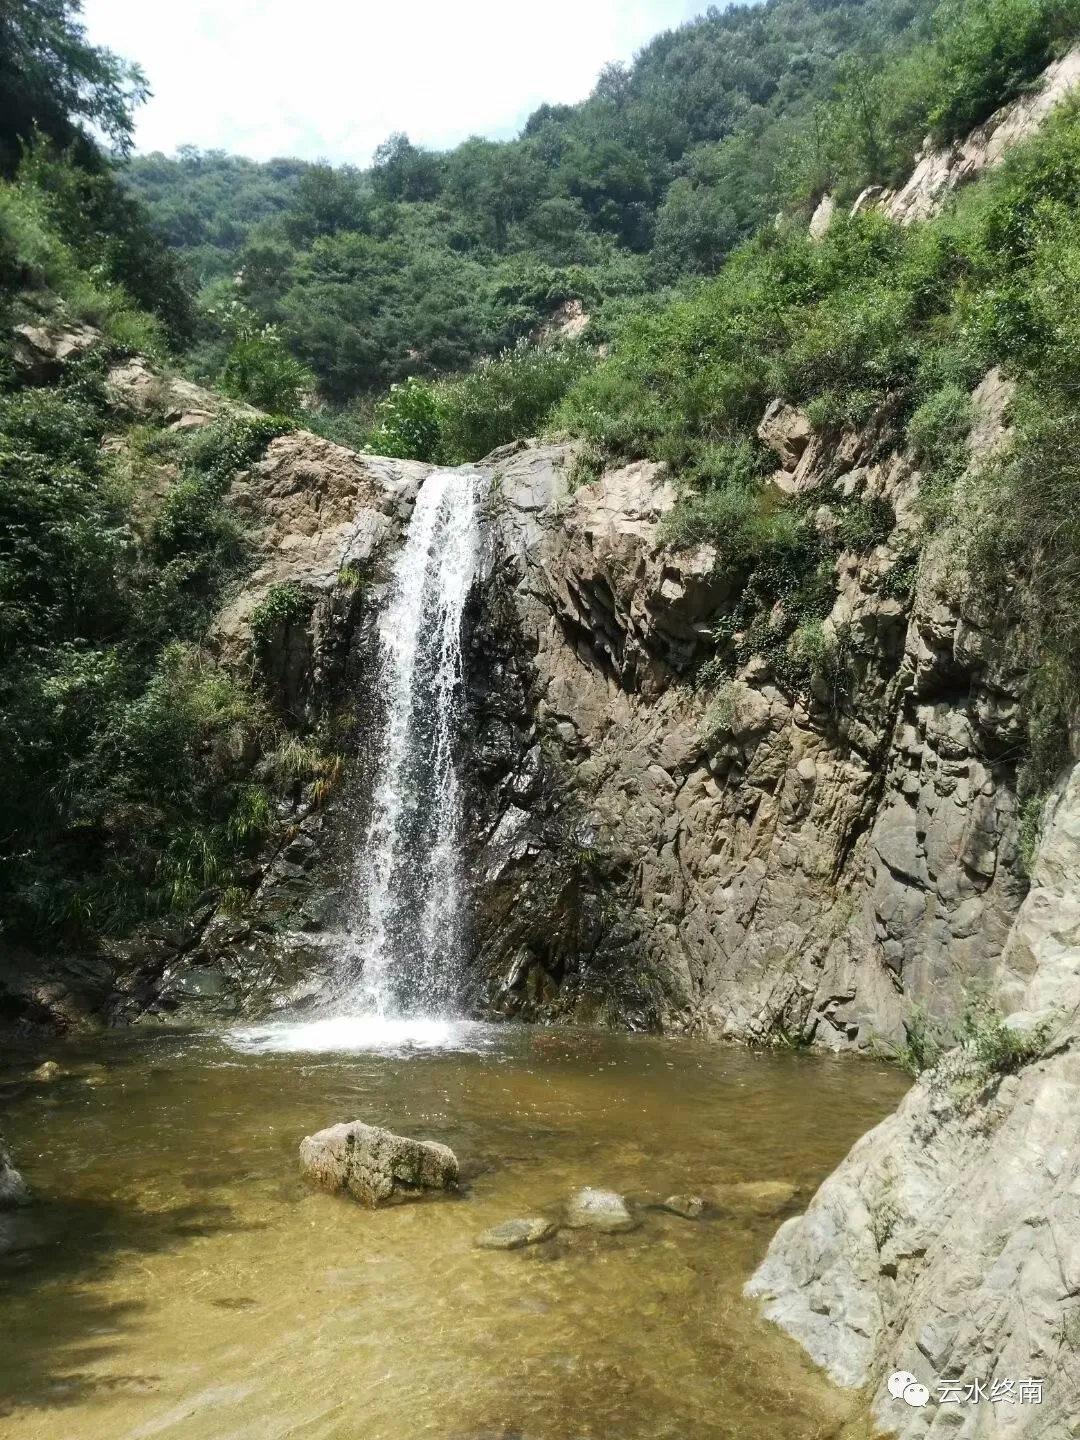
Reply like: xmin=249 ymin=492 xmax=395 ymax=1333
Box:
xmin=343 ymin=467 xmax=481 ymax=1016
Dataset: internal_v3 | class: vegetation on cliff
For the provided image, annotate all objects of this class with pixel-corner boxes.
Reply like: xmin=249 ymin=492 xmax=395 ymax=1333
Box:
xmin=0 ymin=4 xmax=307 ymax=949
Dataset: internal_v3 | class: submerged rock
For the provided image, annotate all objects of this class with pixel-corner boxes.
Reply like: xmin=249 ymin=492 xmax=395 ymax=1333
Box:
xmin=711 ymin=1181 xmax=799 ymax=1214
xmin=32 ymin=1060 xmax=64 ymax=1082
xmin=0 ymin=1135 xmax=29 ymax=1209
xmin=475 ymin=1217 xmax=557 ymax=1250
xmin=660 ymin=1194 xmax=707 ymax=1219
xmin=298 ymin=1120 xmax=458 ymax=1207
xmin=564 ymin=1187 xmax=638 ymax=1233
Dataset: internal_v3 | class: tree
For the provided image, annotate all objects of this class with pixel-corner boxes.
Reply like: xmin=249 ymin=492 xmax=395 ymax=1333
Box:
xmin=371 ymin=133 xmax=443 ymax=202
xmin=0 ymin=0 xmax=148 ymax=173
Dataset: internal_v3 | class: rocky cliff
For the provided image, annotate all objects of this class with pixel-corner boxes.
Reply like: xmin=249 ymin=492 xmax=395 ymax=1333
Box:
xmin=455 ymin=366 xmax=1026 ymax=1053
xmin=746 ymin=760 xmax=1080 ymax=1437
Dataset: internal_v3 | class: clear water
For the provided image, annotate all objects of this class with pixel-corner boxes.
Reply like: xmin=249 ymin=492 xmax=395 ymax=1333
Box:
xmin=344 ymin=467 xmax=481 ymax=1015
xmin=0 ymin=1023 xmax=906 ymax=1439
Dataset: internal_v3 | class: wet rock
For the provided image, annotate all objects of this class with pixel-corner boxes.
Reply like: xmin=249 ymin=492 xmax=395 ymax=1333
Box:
xmin=564 ymin=1187 xmax=638 ymax=1232
xmin=0 ymin=1212 xmax=44 ymax=1256
xmin=0 ymin=1135 xmax=29 ymax=1209
xmin=660 ymin=1194 xmax=707 ymax=1219
xmin=712 ymin=1181 xmax=799 ymax=1214
xmin=32 ymin=1061 xmax=64 ymax=1082
xmin=475 ymin=1217 xmax=557 ymax=1250
xmin=298 ymin=1120 xmax=459 ymax=1207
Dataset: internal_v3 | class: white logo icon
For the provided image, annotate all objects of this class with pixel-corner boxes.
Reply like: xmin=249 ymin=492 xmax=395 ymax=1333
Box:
xmin=888 ymin=1371 xmax=931 ymax=1406
xmin=888 ymin=1371 xmax=919 ymax=1400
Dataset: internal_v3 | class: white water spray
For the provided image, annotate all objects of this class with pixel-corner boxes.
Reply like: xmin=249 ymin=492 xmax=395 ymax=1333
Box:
xmin=343 ymin=467 xmax=481 ymax=1016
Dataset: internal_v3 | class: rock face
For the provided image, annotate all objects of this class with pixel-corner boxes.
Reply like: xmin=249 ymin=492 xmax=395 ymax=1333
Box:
xmin=0 ymin=1135 xmax=29 ymax=1208
xmin=882 ymin=47 xmax=1080 ymax=225
xmin=746 ymin=761 xmax=1080 ymax=1438
xmin=11 ymin=322 xmax=101 ymax=381
xmin=298 ymin=1121 xmax=459 ymax=1207
xmin=460 ymin=370 xmax=1026 ymax=1051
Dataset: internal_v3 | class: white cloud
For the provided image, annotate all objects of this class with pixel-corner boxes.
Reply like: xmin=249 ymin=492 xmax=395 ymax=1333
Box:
xmin=79 ymin=0 xmax=706 ymax=164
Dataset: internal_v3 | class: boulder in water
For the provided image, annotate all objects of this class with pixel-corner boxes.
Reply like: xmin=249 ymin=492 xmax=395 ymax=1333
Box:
xmin=564 ymin=1187 xmax=638 ymax=1232
xmin=32 ymin=1060 xmax=64 ymax=1081
xmin=0 ymin=1136 xmax=30 ymax=1209
xmin=475 ymin=1217 xmax=557 ymax=1250
xmin=298 ymin=1120 xmax=458 ymax=1207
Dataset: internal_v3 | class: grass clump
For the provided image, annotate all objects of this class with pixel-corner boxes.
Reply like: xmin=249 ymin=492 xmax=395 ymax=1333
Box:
xmin=891 ymin=1001 xmax=1051 ymax=1078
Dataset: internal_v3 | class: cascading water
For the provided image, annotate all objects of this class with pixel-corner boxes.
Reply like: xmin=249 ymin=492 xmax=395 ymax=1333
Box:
xmin=342 ymin=466 xmax=481 ymax=1017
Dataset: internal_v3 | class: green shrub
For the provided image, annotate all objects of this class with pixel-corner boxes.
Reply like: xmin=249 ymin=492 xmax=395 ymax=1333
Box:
xmin=213 ymin=301 xmax=314 ymax=417
xmin=929 ymin=0 xmax=1080 ymax=145
xmin=439 ymin=340 xmax=591 ymax=463
xmin=366 ymin=376 xmax=445 ymax=461
xmin=958 ymin=1003 xmax=1052 ymax=1074
xmin=250 ymin=582 xmax=310 ymax=652
xmin=893 ymin=1008 xmax=947 ymax=1077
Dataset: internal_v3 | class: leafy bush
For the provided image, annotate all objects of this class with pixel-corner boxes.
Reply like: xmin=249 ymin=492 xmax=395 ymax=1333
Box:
xmin=928 ymin=0 xmax=1080 ymax=144
xmin=958 ymin=1003 xmax=1052 ymax=1074
xmin=365 ymin=342 xmax=592 ymax=464
xmin=0 ymin=374 xmax=290 ymax=944
xmin=438 ymin=341 xmax=591 ymax=463
xmin=891 ymin=1002 xmax=1051 ymax=1078
xmin=250 ymin=582 xmax=310 ymax=653
xmin=365 ymin=376 xmax=445 ymax=461
xmin=213 ymin=300 xmax=314 ymax=417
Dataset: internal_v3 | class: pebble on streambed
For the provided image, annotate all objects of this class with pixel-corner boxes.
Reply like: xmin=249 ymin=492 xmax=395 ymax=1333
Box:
xmin=658 ymin=1194 xmax=708 ymax=1220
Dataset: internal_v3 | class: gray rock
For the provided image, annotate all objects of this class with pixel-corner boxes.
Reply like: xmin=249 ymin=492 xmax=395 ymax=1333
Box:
xmin=0 ymin=1135 xmax=29 ymax=1209
xmin=745 ymin=760 xmax=1080 ymax=1439
xmin=475 ymin=1217 xmax=557 ymax=1250
xmin=298 ymin=1120 xmax=458 ymax=1207
xmin=660 ymin=1194 xmax=707 ymax=1219
xmin=564 ymin=1187 xmax=638 ymax=1233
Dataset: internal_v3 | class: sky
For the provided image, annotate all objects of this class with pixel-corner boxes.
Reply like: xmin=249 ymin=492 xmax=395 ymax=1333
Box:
xmin=80 ymin=0 xmax=707 ymax=166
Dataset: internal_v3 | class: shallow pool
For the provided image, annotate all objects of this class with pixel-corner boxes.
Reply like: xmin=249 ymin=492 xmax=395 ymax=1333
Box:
xmin=0 ymin=1021 xmax=906 ymax=1439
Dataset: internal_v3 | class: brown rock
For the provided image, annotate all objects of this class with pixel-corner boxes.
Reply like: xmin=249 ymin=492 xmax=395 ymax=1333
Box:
xmin=660 ymin=1194 xmax=707 ymax=1219
xmin=711 ymin=1181 xmax=800 ymax=1214
xmin=298 ymin=1120 xmax=459 ymax=1207
xmin=757 ymin=399 xmax=813 ymax=471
